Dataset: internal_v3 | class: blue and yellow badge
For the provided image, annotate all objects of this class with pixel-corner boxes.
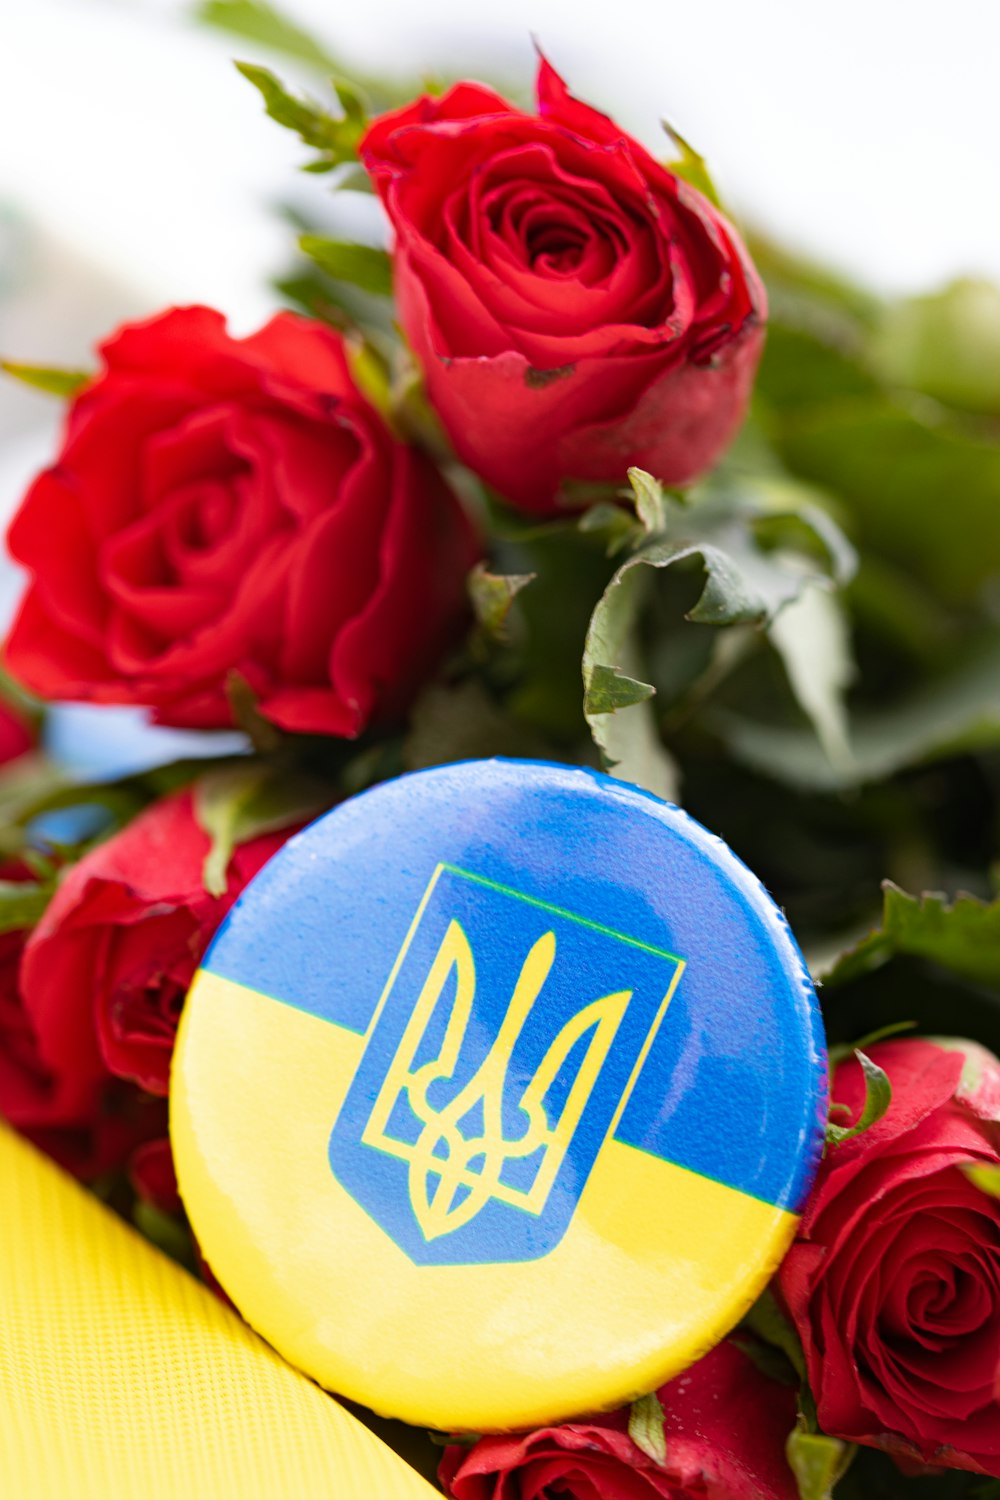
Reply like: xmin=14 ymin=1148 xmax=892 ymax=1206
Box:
xmin=171 ymin=759 xmax=827 ymax=1432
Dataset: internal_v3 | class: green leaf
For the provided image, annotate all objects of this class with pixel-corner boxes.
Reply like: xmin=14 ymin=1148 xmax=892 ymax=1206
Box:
xmin=749 ymin=233 xmax=881 ymax=331
xmin=767 ymin=578 xmax=855 ymax=778
xmin=298 ymin=236 xmax=392 ymax=296
xmin=754 ymin=323 xmax=879 ymax=414
xmin=504 ymin=526 xmax=617 ymax=741
xmin=964 ymin=1164 xmax=1000 ymax=1199
xmin=742 ymin=1288 xmax=806 ymax=1381
xmin=662 ymin=122 xmax=721 ymax=207
xmin=194 ymin=765 xmax=330 ymax=896
xmin=577 ymin=501 xmax=643 ymax=557
xmin=585 ymin=663 xmax=655 ymax=716
xmin=729 ymin=1333 xmax=799 ymax=1387
xmin=0 ymin=878 xmax=52 ymax=934
xmin=1 ymin=360 xmax=90 ymax=397
xmin=195 ymin=0 xmax=343 ymax=72
xmin=628 ymin=1392 xmax=667 ymax=1466
xmin=133 ymin=1201 xmax=197 ymax=1273
xmin=626 ymin=466 xmax=669 ymax=535
xmin=772 ymin=397 xmax=1000 ymax=605
xmin=467 ymin=564 xmax=536 ymax=641
xmin=825 ymin=1050 xmax=892 ymax=1144
xmin=582 ymin=554 xmax=678 ymax=803
xmin=873 ymin=278 xmax=1000 ymax=415
xmin=715 ymin=631 xmax=1000 ymax=792
xmin=824 ymin=884 xmax=1000 ymax=992
xmin=786 ymin=1424 xmax=855 ymax=1500
xmin=581 ymin=474 xmax=852 ymax=795
xmin=225 ymin=671 xmax=283 ymax=753
xmin=235 ymin=61 xmax=367 ymax=171
xmin=404 ymin=680 xmax=551 ymax=773
xmin=197 ymin=0 xmax=438 ymax=112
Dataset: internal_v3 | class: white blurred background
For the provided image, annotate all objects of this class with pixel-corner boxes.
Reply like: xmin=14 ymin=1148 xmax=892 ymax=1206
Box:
xmin=1 ymin=0 xmax=998 ymax=770
xmin=4 ymin=0 xmax=1000 ymax=483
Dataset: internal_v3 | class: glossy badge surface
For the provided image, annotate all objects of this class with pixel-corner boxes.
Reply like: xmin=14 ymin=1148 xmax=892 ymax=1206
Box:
xmin=171 ymin=759 xmax=827 ymax=1431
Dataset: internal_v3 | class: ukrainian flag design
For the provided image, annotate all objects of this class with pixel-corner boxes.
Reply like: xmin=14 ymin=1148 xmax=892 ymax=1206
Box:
xmin=172 ymin=759 xmax=826 ymax=1432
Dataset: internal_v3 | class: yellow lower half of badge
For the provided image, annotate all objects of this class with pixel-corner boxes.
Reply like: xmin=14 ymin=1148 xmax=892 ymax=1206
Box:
xmin=171 ymin=971 xmax=799 ymax=1433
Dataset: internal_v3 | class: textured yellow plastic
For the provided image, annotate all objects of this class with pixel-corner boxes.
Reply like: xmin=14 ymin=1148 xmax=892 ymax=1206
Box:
xmin=0 ymin=1123 xmax=437 ymax=1500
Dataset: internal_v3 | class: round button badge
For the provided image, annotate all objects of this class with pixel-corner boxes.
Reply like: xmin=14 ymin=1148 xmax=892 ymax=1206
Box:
xmin=171 ymin=759 xmax=826 ymax=1431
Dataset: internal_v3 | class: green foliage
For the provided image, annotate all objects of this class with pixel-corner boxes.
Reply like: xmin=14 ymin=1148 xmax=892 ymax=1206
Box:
xmin=467 ymin=564 xmax=536 ymax=643
xmin=786 ymin=1425 xmax=855 ymax=1500
xmin=235 ymin=61 xmax=368 ymax=173
xmin=196 ymin=0 xmax=344 ymax=72
xmin=825 ymin=884 xmax=1000 ymax=992
xmin=581 ymin=471 xmax=854 ymax=798
xmin=742 ymin=1288 xmax=806 ymax=1380
xmin=404 ymin=680 xmax=551 ymax=772
xmin=825 ymin=1050 xmax=892 ymax=1145
xmin=298 ymin=236 xmax=392 ymax=296
xmin=132 ymin=1201 xmax=197 ymax=1273
xmin=627 ymin=1392 xmax=667 ymax=1466
xmin=662 ymin=122 xmax=721 ymax=207
xmin=193 ymin=764 xmax=332 ymax=896
xmin=0 ymin=877 xmax=53 ymax=935
xmin=754 ymin=244 xmax=1000 ymax=613
xmin=1 ymin=360 xmax=90 ymax=397
xmin=873 ymin=279 xmax=1000 ymax=415
xmin=715 ymin=631 xmax=1000 ymax=792
xmin=965 ymin=1163 xmax=1000 ymax=1199
xmin=197 ymin=0 xmax=442 ymax=109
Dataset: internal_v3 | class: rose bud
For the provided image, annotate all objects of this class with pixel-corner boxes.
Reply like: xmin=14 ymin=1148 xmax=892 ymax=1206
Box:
xmin=362 ymin=57 xmax=765 ymax=516
xmin=19 ymin=788 xmax=298 ymax=1098
xmin=439 ymin=1340 xmax=798 ymax=1499
xmin=778 ymin=1037 xmax=1000 ymax=1477
xmin=4 ymin=307 xmax=480 ymax=734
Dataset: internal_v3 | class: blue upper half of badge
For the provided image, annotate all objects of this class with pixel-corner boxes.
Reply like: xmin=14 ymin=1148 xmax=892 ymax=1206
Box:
xmin=201 ymin=759 xmax=827 ymax=1220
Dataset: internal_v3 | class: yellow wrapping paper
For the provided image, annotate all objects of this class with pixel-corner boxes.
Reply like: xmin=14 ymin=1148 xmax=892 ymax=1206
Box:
xmin=0 ymin=1124 xmax=438 ymax=1499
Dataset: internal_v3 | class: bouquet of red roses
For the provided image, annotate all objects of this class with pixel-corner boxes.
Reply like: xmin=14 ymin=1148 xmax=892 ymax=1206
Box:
xmin=3 ymin=12 xmax=1000 ymax=1497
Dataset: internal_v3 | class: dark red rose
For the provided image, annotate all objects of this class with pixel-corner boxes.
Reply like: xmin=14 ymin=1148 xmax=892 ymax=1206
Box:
xmin=0 ymin=699 xmax=33 ymax=763
xmin=4 ymin=307 xmax=480 ymax=733
xmin=362 ymin=58 xmax=765 ymax=516
xmin=0 ymin=864 xmax=165 ymax=1179
xmin=777 ymin=1037 xmax=1000 ymax=1476
xmin=439 ymin=1340 xmax=798 ymax=1499
xmin=20 ymin=788 xmax=296 ymax=1097
xmin=129 ymin=1135 xmax=182 ymax=1215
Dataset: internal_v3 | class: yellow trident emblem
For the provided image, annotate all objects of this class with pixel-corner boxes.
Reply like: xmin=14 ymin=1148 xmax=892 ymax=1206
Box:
xmin=362 ymin=919 xmax=632 ymax=1241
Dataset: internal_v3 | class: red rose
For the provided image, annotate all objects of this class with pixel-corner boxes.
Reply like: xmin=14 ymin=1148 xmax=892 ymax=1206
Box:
xmin=0 ymin=865 xmax=165 ymax=1179
xmin=129 ymin=1135 xmax=182 ymax=1214
xmin=20 ymin=788 xmax=296 ymax=1097
xmin=362 ymin=58 xmax=764 ymax=515
xmin=0 ymin=699 xmax=33 ymax=763
xmin=439 ymin=1340 xmax=798 ymax=1499
xmin=777 ymin=1038 xmax=1000 ymax=1476
xmin=4 ymin=307 xmax=479 ymax=734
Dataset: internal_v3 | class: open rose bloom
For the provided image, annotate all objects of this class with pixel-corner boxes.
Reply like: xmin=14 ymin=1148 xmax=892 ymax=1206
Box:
xmin=363 ymin=58 xmax=765 ymax=514
xmin=779 ymin=1038 xmax=1000 ymax=1476
xmin=4 ymin=309 xmax=479 ymax=735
